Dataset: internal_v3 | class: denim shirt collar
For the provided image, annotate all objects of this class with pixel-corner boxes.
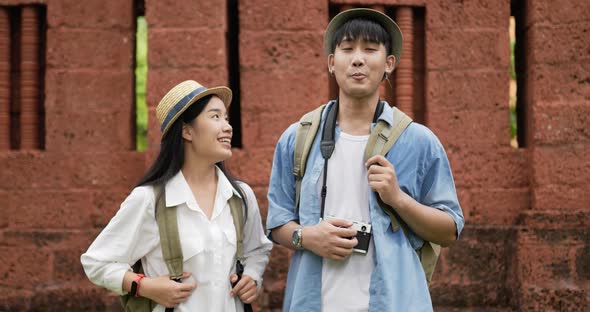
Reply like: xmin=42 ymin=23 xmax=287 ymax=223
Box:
xmin=325 ymin=100 xmax=395 ymax=129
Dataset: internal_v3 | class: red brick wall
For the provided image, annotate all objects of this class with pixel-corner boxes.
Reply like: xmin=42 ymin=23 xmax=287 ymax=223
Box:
xmin=0 ymin=0 xmax=588 ymax=311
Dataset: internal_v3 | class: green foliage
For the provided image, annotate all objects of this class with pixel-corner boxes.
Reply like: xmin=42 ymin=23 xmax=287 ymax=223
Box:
xmin=510 ymin=41 xmax=516 ymax=80
xmin=136 ymin=16 xmax=148 ymax=151
xmin=509 ymin=40 xmax=517 ymax=143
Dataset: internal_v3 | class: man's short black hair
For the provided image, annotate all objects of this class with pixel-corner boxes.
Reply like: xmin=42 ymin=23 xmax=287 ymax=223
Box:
xmin=330 ymin=18 xmax=391 ymax=55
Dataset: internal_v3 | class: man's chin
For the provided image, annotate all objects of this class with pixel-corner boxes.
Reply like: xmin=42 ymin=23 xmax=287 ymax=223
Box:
xmin=343 ymin=88 xmax=376 ymax=99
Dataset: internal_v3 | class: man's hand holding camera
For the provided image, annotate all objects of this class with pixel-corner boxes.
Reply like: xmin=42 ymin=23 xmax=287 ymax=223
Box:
xmin=295 ymin=156 xmax=407 ymax=261
xmin=301 ymin=218 xmax=358 ymax=261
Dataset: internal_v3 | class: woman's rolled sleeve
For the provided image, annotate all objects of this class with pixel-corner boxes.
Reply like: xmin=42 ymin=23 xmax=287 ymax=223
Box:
xmin=240 ymin=183 xmax=273 ymax=287
xmin=80 ymin=186 xmax=157 ymax=294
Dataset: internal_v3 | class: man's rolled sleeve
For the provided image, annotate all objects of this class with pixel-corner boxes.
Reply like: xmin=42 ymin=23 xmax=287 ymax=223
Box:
xmin=419 ymin=139 xmax=465 ymax=239
xmin=266 ymin=124 xmax=299 ymax=235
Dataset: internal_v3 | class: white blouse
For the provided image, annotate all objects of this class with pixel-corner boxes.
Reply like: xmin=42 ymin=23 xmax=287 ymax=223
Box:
xmin=81 ymin=168 xmax=273 ymax=312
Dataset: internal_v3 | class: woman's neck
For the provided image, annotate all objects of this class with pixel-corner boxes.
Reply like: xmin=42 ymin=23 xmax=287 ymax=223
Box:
xmin=182 ymin=157 xmax=219 ymax=219
xmin=181 ymin=157 xmax=218 ymax=187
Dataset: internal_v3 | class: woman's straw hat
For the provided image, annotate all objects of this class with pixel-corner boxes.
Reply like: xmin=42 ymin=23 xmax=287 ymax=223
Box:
xmin=156 ymin=80 xmax=232 ymax=137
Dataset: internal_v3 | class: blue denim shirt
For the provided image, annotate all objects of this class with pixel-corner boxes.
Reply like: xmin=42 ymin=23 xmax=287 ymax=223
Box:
xmin=267 ymin=101 xmax=465 ymax=312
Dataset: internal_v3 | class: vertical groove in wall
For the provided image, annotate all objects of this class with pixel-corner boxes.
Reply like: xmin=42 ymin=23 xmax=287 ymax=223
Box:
xmin=394 ymin=7 xmax=414 ymax=119
xmin=0 ymin=8 xmax=10 ymax=150
xmin=37 ymin=5 xmax=46 ymax=149
xmin=19 ymin=6 xmax=40 ymax=150
xmin=512 ymin=0 xmax=527 ymax=148
xmin=412 ymin=7 xmax=425 ymax=125
xmin=9 ymin=6 xmax=20 ymax=150
xmin=227 ymin=0 xmax=242 ymax=148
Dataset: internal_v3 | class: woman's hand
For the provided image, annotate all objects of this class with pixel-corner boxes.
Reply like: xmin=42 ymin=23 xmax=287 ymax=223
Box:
xmin=140 ymin=272 xmax=196 ymax=308
xmin=230 ymin=274 xmax=258 ymax=304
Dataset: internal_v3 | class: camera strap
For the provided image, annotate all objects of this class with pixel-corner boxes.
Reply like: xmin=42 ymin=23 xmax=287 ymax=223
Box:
xmin=319 ymin=99 xmax=384 ymax=219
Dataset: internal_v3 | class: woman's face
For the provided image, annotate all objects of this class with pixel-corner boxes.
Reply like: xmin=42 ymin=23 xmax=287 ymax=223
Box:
xmin=182 ymin=96 xmax=233 ymax=163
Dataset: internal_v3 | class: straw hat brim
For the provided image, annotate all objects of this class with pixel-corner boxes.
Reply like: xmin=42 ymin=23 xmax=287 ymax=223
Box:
xmin=323 ymin=8 xmax=403 ymax=67
xmin=161 ymin=86 xmax=232 ymax=136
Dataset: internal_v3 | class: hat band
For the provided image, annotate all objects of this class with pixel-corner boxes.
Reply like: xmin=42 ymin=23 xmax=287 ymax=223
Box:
xmin=161 ymin=86 xmax=207 ymax=132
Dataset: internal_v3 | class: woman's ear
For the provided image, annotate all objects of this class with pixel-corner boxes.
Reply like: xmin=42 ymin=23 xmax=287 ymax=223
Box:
xmin=182 ymin=124 xmax=193 ymax=141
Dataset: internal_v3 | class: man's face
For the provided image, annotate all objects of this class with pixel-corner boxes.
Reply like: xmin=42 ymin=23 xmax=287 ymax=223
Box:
xmin=329 ymin=38 xmax=395 ymax=100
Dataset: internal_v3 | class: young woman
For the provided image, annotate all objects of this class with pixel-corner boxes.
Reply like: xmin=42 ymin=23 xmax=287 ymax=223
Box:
xmin=81 ymin=80 xmax=272 ymax=312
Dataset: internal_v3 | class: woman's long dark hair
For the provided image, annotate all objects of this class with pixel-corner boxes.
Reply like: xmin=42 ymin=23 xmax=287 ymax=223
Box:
xmin=136 ymin=95 xmax=248 ymax=215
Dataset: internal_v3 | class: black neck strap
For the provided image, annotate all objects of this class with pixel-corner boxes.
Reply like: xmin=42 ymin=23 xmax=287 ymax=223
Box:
xmin=319 ymin=99 xmax=384 ymax=219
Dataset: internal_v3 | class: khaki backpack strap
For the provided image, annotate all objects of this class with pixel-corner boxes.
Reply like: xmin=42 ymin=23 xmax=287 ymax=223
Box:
xmin=379 ymin=200 xmax=402 ymax=232
xmin=398 ymin=221 xmax=441 ymax=285
xmin=228 ymin=195 xmax=252 ymax=311
xmin=229 ymin=195 xmax=245 ymax=261
xmin=154 ymin=185 xmax=184 ymax=280
xmin=293 ymin=104 xmax=326 ymax=215
xmin=418 ymin=241 xmax=441 ymax=285
xmin=363 ymin=107 xmax=413 ymax=163
xmin=365 ymin=106 xmax=413 ymax=233
xmin=363 ymin=122 xmax=392 ymax=164
xmin=363 ymin=106 xmax=442 ymax=286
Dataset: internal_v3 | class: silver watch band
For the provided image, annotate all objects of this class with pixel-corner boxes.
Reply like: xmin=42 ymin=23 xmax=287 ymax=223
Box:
xmin=293 ymin=227 xmax=304 ymax=250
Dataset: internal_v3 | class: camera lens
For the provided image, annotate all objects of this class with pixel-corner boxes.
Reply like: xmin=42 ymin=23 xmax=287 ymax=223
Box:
xmin=361 ymin=225 xmax=366 ymax=231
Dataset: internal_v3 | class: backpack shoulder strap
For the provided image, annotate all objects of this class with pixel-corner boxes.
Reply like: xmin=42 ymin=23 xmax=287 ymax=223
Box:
xmin=228 ymin=195 xmax=245 ymax=261
xmin=154 ymin=185 xmax=184 ymax=280
xmin=417 ymin=241 xmax=441 ymax=285
xmin=293 ymin=104 xmax=326 ymax=215
xmin=365 ymin=106 xmax=412 ymax=232
xmin=363 ymin=106 xmax=413 ymax=163
xmin=364 ymin=106 xmax=441 ymax=286
xmin=228 ymin=194 xmax=254 ymax=311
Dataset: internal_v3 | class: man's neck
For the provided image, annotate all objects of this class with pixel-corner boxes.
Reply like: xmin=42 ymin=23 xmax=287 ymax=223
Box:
xmin=337 ymin=92 xmax=380 ymax=135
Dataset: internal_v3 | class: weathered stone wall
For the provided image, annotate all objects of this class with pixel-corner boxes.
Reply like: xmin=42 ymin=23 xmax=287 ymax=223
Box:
xmin=0 ymin=0 xmax=588 ymax=311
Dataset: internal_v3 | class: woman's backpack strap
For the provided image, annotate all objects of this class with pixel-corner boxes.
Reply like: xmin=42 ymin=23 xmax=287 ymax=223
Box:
xmin=228 ymin=195 xmax=246 ymax=261
xmin=154 ymin=184 xmax=184 ymax=280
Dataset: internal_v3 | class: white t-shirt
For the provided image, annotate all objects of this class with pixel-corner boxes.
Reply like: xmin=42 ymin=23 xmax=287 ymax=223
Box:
xmin=320 ymin=132 xmax=374 ymax=312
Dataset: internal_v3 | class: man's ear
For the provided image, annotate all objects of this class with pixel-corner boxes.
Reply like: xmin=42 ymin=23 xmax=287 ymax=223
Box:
xmin=386 ymin=55 xmax=396 ymax=73
xmin=328 ymin=54 xmax=335 ymax=75
xmin=182 ymin=124 xmax=192 ymax=141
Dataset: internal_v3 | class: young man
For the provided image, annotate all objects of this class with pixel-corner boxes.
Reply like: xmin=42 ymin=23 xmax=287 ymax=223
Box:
xmin=266 ymin=8 xmax=464 ymax=311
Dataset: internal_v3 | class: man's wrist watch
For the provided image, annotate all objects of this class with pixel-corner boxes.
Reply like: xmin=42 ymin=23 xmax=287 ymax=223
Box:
xmin=292 ymin=227 xmax=304 ymax=250
xmin=130 ymin=273 xmax=145 ymax=297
